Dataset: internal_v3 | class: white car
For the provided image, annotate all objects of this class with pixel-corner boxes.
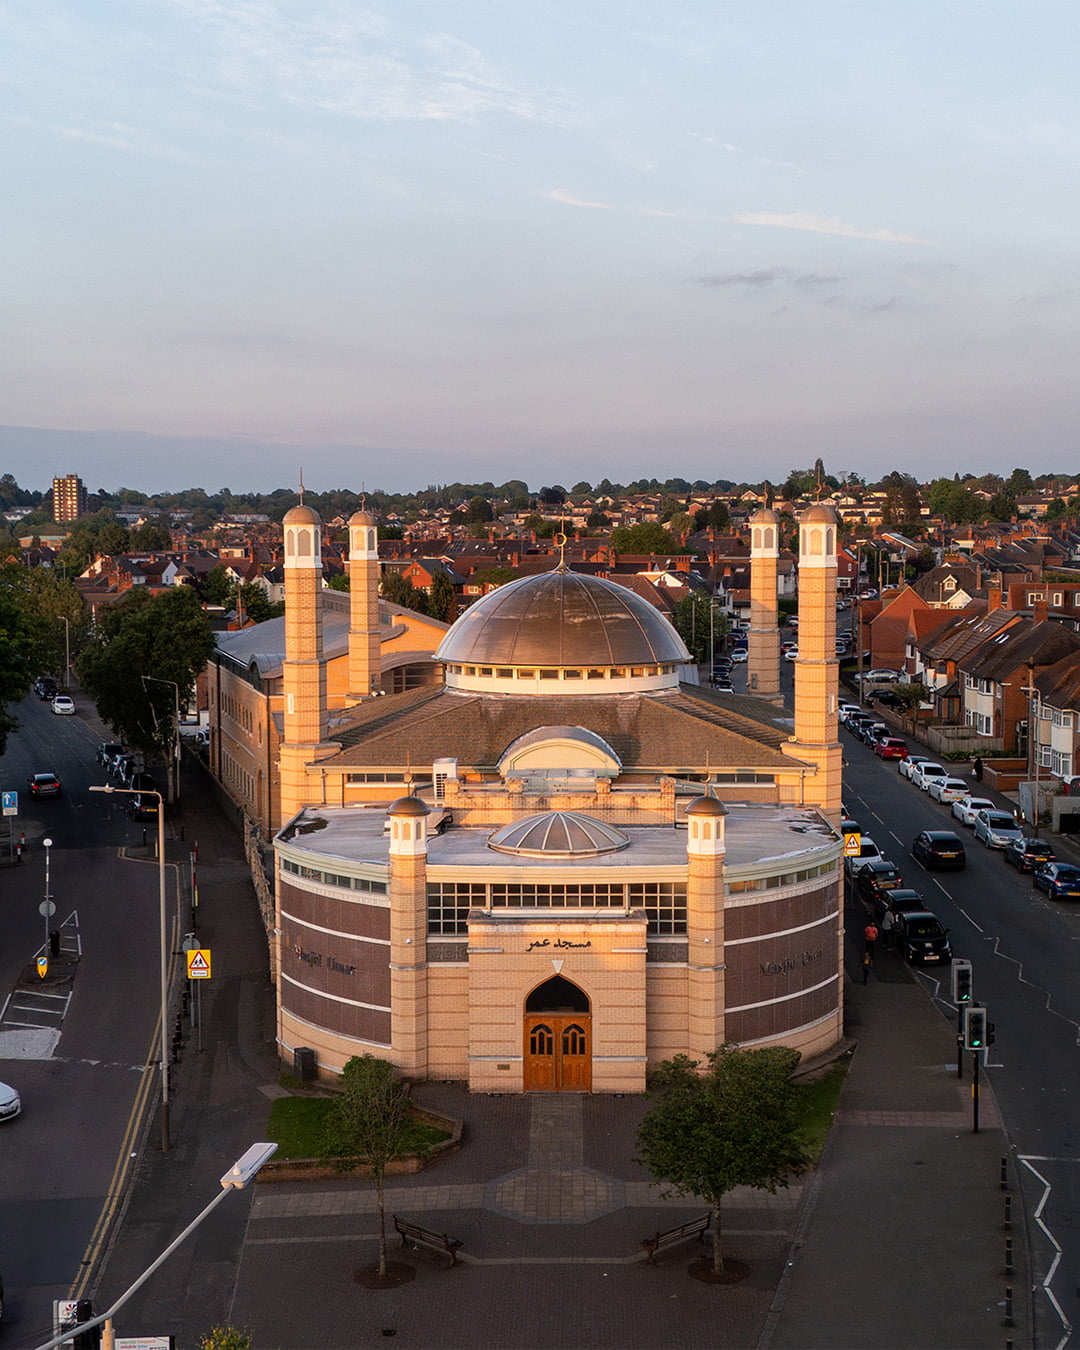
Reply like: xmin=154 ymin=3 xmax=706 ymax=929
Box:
xmin=899 ymin=754 xmax=934 ymax=781
xmin=952 ymin=795 xmax=996 ymax=827
xmin=927 ymin=776 xmax=971 ymax=804
xmin=910 ymin=761 xmax=947 ymax=791
xmin=51 ymin=695 xmax=75 ymax=715
xmin=783 ymin=646 xmax=799 ymax=662
xmin=0 ymin=1081 xmax=20 ymax=1121
xmin=838 ymin=703 xmax=861 ymax=725
xmin=730 ymin=648 xmax=747 ymax=663
xmin=844 ymin=835 xmax=884 ymax=878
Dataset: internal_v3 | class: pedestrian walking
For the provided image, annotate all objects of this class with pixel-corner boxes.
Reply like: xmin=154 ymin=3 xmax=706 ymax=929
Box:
xmin=864 ymin=922 xmax=879 ymax=958
xmin=973 ymin=756 xmax=984 ymax=782
xmin=861 ymin=950 xmax=872 ymax=984
xmin=881 ymin=908 xmax=895 ymax=950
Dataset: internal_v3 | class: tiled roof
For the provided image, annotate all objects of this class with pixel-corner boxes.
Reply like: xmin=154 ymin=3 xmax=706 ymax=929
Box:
xmin=963 ymin=620 xmax=1080 ymax=681
xmin=325 ymin=685 xmax=800 ymax=773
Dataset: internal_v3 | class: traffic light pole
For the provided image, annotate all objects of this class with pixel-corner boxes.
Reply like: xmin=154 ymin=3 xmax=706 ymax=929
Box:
xmin=971 ymin=1048 xmax=980 ymax=1134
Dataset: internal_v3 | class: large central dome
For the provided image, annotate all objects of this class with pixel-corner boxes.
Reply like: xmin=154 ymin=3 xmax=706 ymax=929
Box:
xmin=435 ymin=568 xmax=690 ymax=668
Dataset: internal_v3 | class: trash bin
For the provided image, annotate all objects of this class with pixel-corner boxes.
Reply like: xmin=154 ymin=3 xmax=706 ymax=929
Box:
xmin=1059 ymin=812 xmax=1080 ymax=834
xmin=49 ymin=930 xmax=61 ymax=957
xmin=294 ymin=1046 xmax=317 ymax=1082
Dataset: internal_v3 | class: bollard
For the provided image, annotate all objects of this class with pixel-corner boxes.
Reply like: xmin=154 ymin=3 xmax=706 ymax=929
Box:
xmin=142 ymin=828 xmax=147 ymax=848
xmin=1004 ymin=1194 xmax=1012 ymax=1229
xmin=1000 ymin=1156 xmax=1008 ymax=1190
xmin=180 ymin=825 xmax=185 ymax=841
xmin=49 ymin=929 xmax=61 ymax=957
xmin=1003 ymin=1286 xmax=1014 ymax=1328
xmin=1005 ymin=1237 xmax=1014 ymax=1275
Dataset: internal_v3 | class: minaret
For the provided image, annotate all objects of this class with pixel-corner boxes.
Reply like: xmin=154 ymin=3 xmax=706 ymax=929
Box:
xmin=347 ymin=508 xmax=381 ymax=699
xmin=684 ymin=796 xmax=727 ymax=1058
xmin=748 ymin=507 xmax=781 ymax=701
xmin=387 ymin=796 xmax=430 ymax=1080
xmin=278 ymin=502 xmax=333 ymax=824
xmin=783 ymin=504 xmax=842 ymax=820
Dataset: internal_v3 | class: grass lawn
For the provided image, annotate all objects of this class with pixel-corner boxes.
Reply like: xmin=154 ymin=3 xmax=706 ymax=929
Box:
xmin=795 ymin=1056 xmax=851 ymax=1162
xmin=266 ymin=1095 xmax=451 ymax=1161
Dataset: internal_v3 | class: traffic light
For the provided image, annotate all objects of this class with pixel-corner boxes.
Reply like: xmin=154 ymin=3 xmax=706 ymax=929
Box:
xmin=963 ymin=1006 xmax=987 ymax=1051
xmin=73 ymin=1299 xmax=101 ymax=1350
xmin=951 ymin=959 xmax=973 ymax=1005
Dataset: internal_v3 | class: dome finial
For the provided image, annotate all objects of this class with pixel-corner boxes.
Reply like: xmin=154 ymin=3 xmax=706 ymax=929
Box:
xmin=298 ymin=468 xmax=305 ymax=506
xmin=554 ymin=531 xmax=568 ymax=572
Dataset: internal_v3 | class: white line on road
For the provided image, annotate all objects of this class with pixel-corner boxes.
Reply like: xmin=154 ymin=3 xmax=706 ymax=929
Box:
xmin=1019 ymin=1155 xmax=1073 ymax=1349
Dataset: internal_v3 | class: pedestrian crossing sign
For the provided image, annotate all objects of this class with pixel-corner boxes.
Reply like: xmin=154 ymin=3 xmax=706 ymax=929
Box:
xmin=843 ymin=831 xmax=861 ymax=857
xmin=186 ymin=948 xmax=211 ymax=979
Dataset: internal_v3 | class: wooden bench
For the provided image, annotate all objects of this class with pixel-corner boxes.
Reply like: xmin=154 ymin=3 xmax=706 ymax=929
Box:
xmin=393 ymin=1215 xmax=463 ymax=1268
xmin=641 ymin=1214 xmax=711 ymax=1265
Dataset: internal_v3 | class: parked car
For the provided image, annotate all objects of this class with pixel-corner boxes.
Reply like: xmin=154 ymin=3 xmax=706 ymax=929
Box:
xmin=97 ymin=741 xmax=124 ymax=768
xmin=712 ymin=677 xmax=735 ymax=693
xmin=0 ymin=1081 xmax=20 ymax=1121
xmin=894 ymin=911 xmax=952 ymax=965
xmin=911 ymin=830 xmax=967 ymax=871
xmin=874 ymin=737 xmax=909 ymax=760
xmin=899 ymin=754 xmax=935 ymax=782
xmin=112 ymin=754 xmax=137 ymax=783
xmin=838 ymin=702 xmax=861 ymax=724
xmin=874 ymin=887 xmax=929 ymax=923
xmin=869 ymin=689 xmax=907 ymax=713
xmin=730 ymin=648 xmax=747 ymax=663
xmin=28 ymin=772 xmax=62 ymax=798
xmin=973 ymin=810 xmax=1025 ymax=850
xmin=1003 ymin=837 xmax=1056 ymax=872
xmin=856 ymin=860 xmax=904 ymax=906
xmin=860 ymin=722 xmax=890 ymax=747
xmin=845 ymin=835 xmax=884 ymax=878
xmin=1032 ymin=862 xmax=1080 ymax=900
xmin=51 ymin=694 xmax=75 ymax=716
xmin=846 ymin=714 xmax=876 ymax=739
xmin=859 ymin=668 xmax=901 ymax=685
xmin=927 ymin=776 xmax=970 ymax=804
xmin=37 ymin=680 xmax=58 ymax=701
xmin=952 ymin=794 xmax=996 ymax=827
xmin=783 ymin=646 xmax=799 ymax=662
xmin=910 ymin=761 xmax=948 ymax=791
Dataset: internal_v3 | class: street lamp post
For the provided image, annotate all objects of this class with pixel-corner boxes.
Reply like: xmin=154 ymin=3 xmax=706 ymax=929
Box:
xmin=141 ymin=675 xmax=182 ymax=804
xmin=90 ymin=784 xmax=169 ymax=1150
xmin=34 ymin=1143 xmax=278 ymax=1350
xmin=42 ymin=837 xmax=54 ymax=952
xmin=60 ymin=616 xmax=70 ymax=682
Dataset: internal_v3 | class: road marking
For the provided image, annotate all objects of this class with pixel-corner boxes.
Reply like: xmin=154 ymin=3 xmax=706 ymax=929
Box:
xmin=1018 ymin=1156 xmax=1073 ymax=1349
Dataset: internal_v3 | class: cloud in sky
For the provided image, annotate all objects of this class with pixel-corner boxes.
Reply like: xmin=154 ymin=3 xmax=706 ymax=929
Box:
xmin=729 ymin=212 xmax=933 ymax=245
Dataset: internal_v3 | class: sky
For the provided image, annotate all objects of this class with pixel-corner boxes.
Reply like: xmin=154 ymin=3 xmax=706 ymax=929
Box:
xmin=3 ymin=1 xmax=1079 ymax=496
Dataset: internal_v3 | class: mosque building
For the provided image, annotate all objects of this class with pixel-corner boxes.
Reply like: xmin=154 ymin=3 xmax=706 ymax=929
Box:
xmin=271 ymin=503 xmax=845 ymax=1093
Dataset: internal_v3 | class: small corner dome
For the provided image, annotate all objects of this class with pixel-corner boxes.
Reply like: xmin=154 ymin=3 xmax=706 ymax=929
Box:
xmin=350 ymin=508 xmax=376 ymax=527
xmin=750 ymin=507 xmax=779 ymax=525
xmin=685 ymin=795 xmax=727 ymax=817
xmin=283 ymin=504 xmax=322 ymax=527
xmin=799 ymin=504 xmax=839 ymax=525
xmin=387 ymin=795 xmax=430 ymax=817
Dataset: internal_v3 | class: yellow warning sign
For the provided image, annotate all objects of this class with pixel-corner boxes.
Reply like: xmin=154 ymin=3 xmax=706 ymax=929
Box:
xmin=186 ymin=948 xmax=211 ymax=980
xmin=36 ymin=956 xmax=48 ymax=979
xmin=842 ymin=832 xmax=862 ymax=857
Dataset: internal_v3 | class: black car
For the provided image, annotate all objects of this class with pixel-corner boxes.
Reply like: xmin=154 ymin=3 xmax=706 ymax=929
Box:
xmin=97 ymin=741 xmax=124 ymax=767
xmin=28 ymin=772 xmax=62 ymax=798
xmin=895 ymin=911 xmax=952 ymax=964
xmin=874 ymin=887 xmax=927 ymax=923
xmin=911 ymin=830 xmax=967 ymax=871
xmin=856 ymin=860 xmax=904 ymax=907
xmin=37 ymin=680 xmax=58 ymax=701
xmin=1033 ymin=862 xmax=1080 ymax=900
xmin=1003 ymin=837 xmax=1056 ymax=872
xmin=869 ymin=689 xmax=907 ymax=713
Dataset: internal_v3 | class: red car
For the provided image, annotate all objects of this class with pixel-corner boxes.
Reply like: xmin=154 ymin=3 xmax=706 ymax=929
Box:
xmin=874 ymin=737 xmax=909 ymax=760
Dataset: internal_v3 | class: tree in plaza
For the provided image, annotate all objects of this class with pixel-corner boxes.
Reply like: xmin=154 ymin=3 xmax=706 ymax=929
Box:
xmin=77 ymin=586 xmax=215 ymax=797
xmin=637 ymin=1045 xmax=808 ymax=1277
xmin=322 ymin=1055 xmax=414 ymax=1279
xmin=428 ymin=569 xmax=457 ymax=623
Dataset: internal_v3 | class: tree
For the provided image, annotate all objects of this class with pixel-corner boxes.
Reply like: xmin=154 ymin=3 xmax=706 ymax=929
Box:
xmin=610 ymin=522 xmax=684 ymax=555
xmin=672 ymin=591 xmax=723 ymax=662
xmin=475 ymin=566 xmax=518 ymax=588
xmin=380 ymin=571 xmax=430 ymax=615
xmin=234 ymin=582 xmax=276 ymax=624
xmin=77 ymin=586 xmax=215 ymax=799
xmin=201 ymin=565 xmax=234 ymax=607
xmin=637 ymin=1045 xmax=808 ymax=1275
xmin=326 ymin=573 xmax=350 ymax=592
xmin=586 ymin=510 xmax=611 ymax=530
xmin=1007 ymin=467 xmax=1033 ymax=496
xmin=428 ymin=570 xmax=457 ymax=624
xmin=0 ymin=563 xmax=55 ymax=753
xmin=322 ymin=1055 xmax=414 ymax=1278
xmin=198 ymin=1330 xmax=252 ymax=1350
xmin=465 ymin=496 xmax=493 ymax=524
xmin=129 ymin=521 xmax=172 ymax=551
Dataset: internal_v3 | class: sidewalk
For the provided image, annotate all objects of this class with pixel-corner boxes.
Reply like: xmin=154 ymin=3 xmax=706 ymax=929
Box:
xmin=87 ymin=752 xmax=1029 ymax=1349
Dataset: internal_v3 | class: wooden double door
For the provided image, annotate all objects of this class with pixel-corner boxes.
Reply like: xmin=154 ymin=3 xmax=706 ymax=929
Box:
xmin=523 ymin=1015 xmax=591 ymax=1091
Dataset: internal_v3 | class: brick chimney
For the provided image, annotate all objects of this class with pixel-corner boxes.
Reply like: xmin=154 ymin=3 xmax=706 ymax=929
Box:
xmin=987 ymin=586 xmax=1003 ymax=613
xmin=1034 ymin=598 xmax=1049 ymax=624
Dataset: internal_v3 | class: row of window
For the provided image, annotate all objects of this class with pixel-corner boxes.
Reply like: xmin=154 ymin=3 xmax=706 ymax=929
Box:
xmin=965 ymin=711 xmax=994 ymax=735
xmin=221 ymin=752 xmax=255 ymax=806
xmin=426 ymin=881 xmax=688 ymax=936
xmin=221 ymin=691 xmax=256 ymax=735
xmin=727 ymin=862 xmax=834 ymax=893
xmin=445 ymin=664 xmax=677 ymax=681
xmin=280 ymin=857 xmax=388 ymax=893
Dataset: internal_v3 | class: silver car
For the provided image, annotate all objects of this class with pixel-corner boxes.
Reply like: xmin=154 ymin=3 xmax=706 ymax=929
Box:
xmin=952 ymin=794 xmax=996 ymax=827
xmin=973 ymin=810 xmax=1025 ymax=849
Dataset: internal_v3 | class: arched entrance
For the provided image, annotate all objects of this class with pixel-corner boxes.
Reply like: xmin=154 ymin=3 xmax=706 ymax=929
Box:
xmin=523 ymin=975 xmax=591 ymax=1092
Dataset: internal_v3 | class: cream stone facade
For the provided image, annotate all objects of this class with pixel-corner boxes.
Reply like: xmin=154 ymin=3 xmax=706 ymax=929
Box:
xmin=270 ymin=505 xmax=846 ymax=1093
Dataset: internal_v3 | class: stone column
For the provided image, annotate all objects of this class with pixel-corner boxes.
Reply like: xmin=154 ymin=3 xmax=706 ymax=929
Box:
xmin=684 ymin=796 xmax=726 ymax=1058
xmin=748 ymin=507 xmax=781 ymax=699
xmin=347 ymin=509 xmax=382 ymax=700
xmin=388 ymin=796 xmax=430 ymax=1079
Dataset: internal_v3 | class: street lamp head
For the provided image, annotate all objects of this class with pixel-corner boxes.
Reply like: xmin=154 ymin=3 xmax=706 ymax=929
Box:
xmin=220 ymin=1142 xmax=278 ymax=1190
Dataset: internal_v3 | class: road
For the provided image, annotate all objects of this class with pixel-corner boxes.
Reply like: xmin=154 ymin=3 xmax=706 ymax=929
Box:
xmin=0 ymin=693 xmax=181 ymax=1348
xmin=842 ymin=715 xmax=1080 ymax=1350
